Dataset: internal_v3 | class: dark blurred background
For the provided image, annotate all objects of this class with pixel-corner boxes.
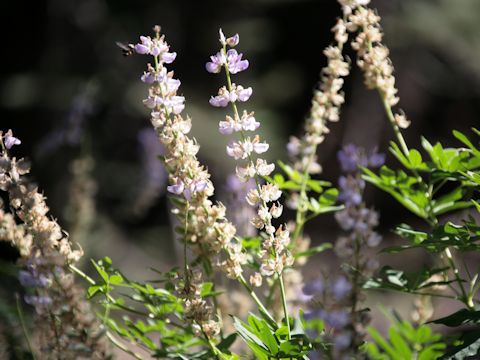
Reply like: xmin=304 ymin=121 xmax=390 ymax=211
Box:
xmin=1 ymin=0 xmax=480 ymax=333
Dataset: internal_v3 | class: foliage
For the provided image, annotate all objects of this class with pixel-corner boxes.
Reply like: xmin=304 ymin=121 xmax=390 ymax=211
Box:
xmin=364 ymin=316 xmax=446 ymax=360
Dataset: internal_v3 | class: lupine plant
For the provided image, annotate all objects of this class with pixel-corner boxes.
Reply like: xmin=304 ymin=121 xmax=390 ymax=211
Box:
xmin=2 ymin=0 xmax=480 ymax=359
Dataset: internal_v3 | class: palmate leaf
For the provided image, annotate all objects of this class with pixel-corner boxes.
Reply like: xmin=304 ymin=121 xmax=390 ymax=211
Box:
xmin=362 ymin=166 xmax=429 ymax=219
xmin=431 ymin=309 xmax=480 ymax=327
xmin=364 ymin=266 xmax=454 ymax=293
xmin=233 ymin=313 xmax=311 ymax=359
xmin=385 ymin=221 xmax=480 ymax=253
xmin=365 ymin=317 xmax=445 ymax=360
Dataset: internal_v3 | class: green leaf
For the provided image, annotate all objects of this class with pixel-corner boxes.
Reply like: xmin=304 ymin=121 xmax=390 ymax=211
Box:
xmin=217 ymin=333 xmax=237 ymax=352
xmin=91 ymin=259 xmax=109 ymax=283
xmin=259 ymin=322 xmax=278 ymax=355
xmin=109 ymin=274 xmax=124 ymax=285
xmin=432 ymin=187 xmax=472 ymax=216
xmin=453 ymin=130 xmax=480 ymax=156
xmin=389 ymin=327 xmax=412 ymax=359
xmin=368 ymin=326 xmax=402 ymax=360
xmin=431 ymin=309 xmax=480 ymax=327
xmin=232 ymin=316 xmax=267 ymax=352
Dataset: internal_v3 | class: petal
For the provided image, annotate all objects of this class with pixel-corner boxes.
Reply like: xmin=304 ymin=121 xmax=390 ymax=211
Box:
xmin=219 ymin=121 xmax=234 ymax=135
xmin=162 ymin=52 xmax=177 ymax=64
xmin=253 ymin=142 xmax=269 ymax=154
xmin=134 ymin=44 xmax=150 ymax=55
xmin=209 ymin=95 xmax=229 ymax=107
xmin=150 ymin=46 xmax=161 ymax=56
xmin=206 ymin=62 xmax=221 ymax=73
xmin=227 ymin=34 xmax=239 ymax=47
xmin=167 ymin=181 xmax=184 ymax=195
xmin=237 ymin=87 xmax=252 ymax=102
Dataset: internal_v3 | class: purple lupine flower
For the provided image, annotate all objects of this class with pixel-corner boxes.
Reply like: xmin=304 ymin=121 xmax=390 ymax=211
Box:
xmin=338 ymin=144 xmax=365 ymax=172
xmin=184 ymin=180 xmax=209 ymax=200
xmin=161 ymin=96 xmax=185 ymax=114
xmin=287 ymin=136 xmax=301 ymax=157
xmin=165 ymin=78 xmax=181 ymax=93
xmin=338 ymin=175 xmax=364 ymax=206
xmin=206 ymin=51 xmax=226 ymax=74
xmin=24 ymin=295 xmax=52 ymax=307
xmin=334 ymin=332 xmax=352 ymax=350
xmin=143 ymin=95 xmax=161 ymax=109
xmin=4 ymin=131 xmax=21 ymax=149
xmin=209 ymin=93 xmax=230 ymax=107
xmin=334 ymin=210 xmax=356 ymax=231
xmin=368 ymin=150 xmax=386 ymax=168
xmin=338 ymin=144 xmax=385 ymax=172
xmin=162 ymin=52 xmax=177 ymax=64
xmin=219 ymin=118 xmax=241 ymax=135
xmin=226 ymin=49 xmax=249 ymax=74
xmin=167 ymin=179 xmax=185 ymax=195
xmin=241 ymin=114 xmax=260 ymax=131
xmin=237 ymin=86 xmax=252 ymax=101
xmin=141 ymin=71 xmax=157 ymax=84
xmin=134 ymin=36 xmax=153 ymax=54
xmin=226 ymin=34 xmax=240 ymax=47
xmin=302 ymin=279 xmax=324 ymax=296
xmin=327 ymin=310 xmax=350 ymax=328
xmin=253 ymin=142 xmax=269 ymax=154
xmin=332 ymin=276 xmax=352 ymax=300
xmin=18 ymin=270 xmax=50 ymax=288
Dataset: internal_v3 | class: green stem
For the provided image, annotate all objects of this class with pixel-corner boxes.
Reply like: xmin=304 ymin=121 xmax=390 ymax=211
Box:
xmin=15 ymin=293 xmax=37 ymax=360
xmin=184 ymin=202 xmax=189 ymax=279
xmin=444 ymin=248 xmax=473 ymax=309
xmin=278 ymin=272 xmax=291 ymax=339
xmin=238 ymin=274 xmax=277 ymax=326
xmin=379 ymin=92 xmax=409 ymax=157
xmin=106 ymin=331 xmax=145 ymax=360
xmin=374 ymin=58 xmax=473 ymax=309
xmin=199 ymin=322 xmax=221 ymax=359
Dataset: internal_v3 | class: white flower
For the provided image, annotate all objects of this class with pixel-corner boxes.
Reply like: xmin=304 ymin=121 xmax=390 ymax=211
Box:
xmin=240 ymin=111 xmax=260 ymax=131
xmin=219 ymin=115 xmax=242 ymax=135
xmin=236 ymin=163 xmax=256 ymax=182
xmin=259 ymin=183 xmax=282 ymax=202
xmin=255 ymin=159 xmax=275 ymax=176
xmin=270 ymin=203 xmax=283 ymax=218
xmin=246 ymin=189 xmax=260 ymax=206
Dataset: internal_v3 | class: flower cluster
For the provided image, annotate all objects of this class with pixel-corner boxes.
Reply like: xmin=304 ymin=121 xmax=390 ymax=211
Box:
xmin=334 ymin=144 xmax=383 ymax=355
xmin=287 ymin=19 xmax=350 ymax=177
xmin=207 ymin=29 xmax=293 ymax=284
xmin=180 ymin=269 xmax=221 ymax=338
xmin=135 ymin=26 xmax=238 ymax=260
xmin=0 ymin=130 xmax=107 ymax=358
xmin=303 ymin=276 xmax=358 ymax=359
xmin=346 ymin=2 xmax=410 ymax=129
xmin=135 ymin=26 xmax=248 ymax=337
